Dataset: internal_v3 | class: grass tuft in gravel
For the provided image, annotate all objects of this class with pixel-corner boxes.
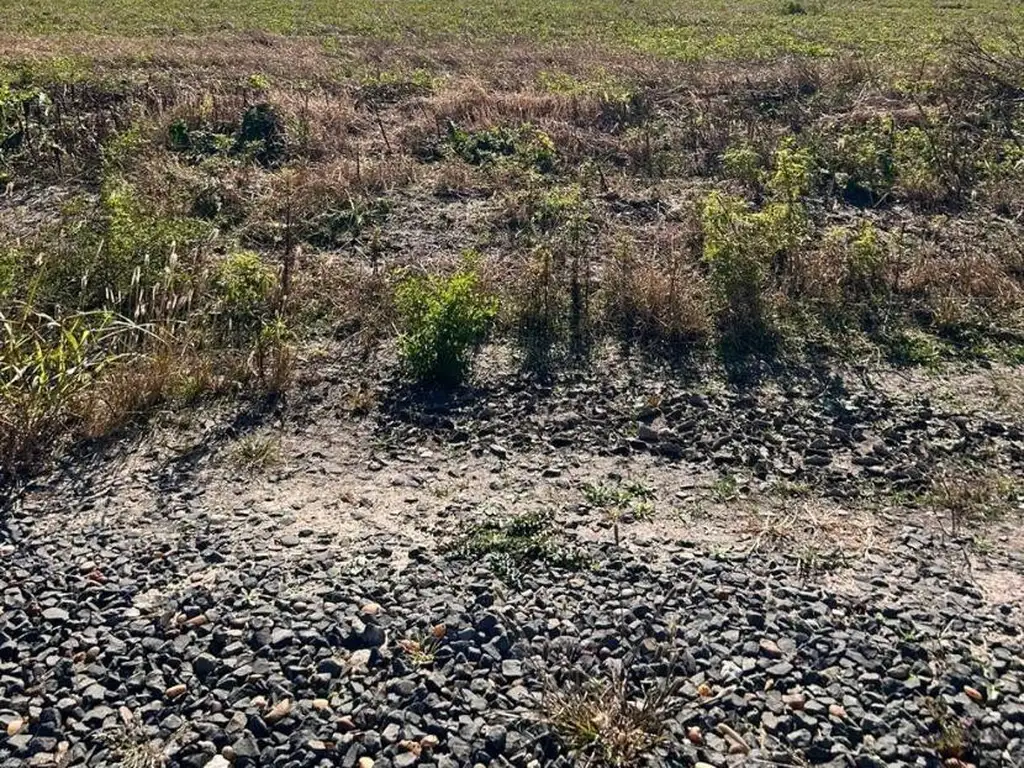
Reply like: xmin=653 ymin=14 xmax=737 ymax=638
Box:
xmin=546 ymin=667 xmax=681 ymax=767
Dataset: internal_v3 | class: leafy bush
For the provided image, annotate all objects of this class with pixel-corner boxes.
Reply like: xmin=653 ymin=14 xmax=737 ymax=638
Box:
xmin=721 ymin=143 xmax=764 ymax=188
xmin=701 ymin=192 xmax=773 ymax=348
xmin=395 ymin=262 xmax=498 ymax=385
xmin=891 ymin=125 xmax=947 ymax=204
xmin=765 ymin=138 xmax=814 ymax=201
xmin=446 ymin=122 xmax=556 ymax=172
xmin=211 ymin=250 xmax=277 ymax=342
xmin=822 ymin=119 xmax=897 ymax=206
xmin=701 ymin=139 xmax=817 ymax=350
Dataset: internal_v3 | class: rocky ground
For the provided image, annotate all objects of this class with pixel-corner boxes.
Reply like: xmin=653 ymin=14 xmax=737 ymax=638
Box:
xmin=2 ymin=348 xmax=1024 ymax=768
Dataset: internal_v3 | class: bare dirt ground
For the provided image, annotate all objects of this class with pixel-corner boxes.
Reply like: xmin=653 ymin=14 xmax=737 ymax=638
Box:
xmin=15 ymin=344 xmax=1024 ymax=605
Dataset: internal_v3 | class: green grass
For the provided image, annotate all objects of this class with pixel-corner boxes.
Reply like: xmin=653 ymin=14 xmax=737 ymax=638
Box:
xmin=5 ymin=0 xmax=1023 ymax=62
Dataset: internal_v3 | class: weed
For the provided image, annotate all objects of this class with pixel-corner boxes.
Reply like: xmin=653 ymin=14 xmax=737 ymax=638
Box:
xmin=395 ymin=260 xmax=498 ymax=386
xmin=513 ymin=248 xmax=568 ymax=371
xmin=603 ymin=234 xmax=711 ymax=355
xmin=237 ymin=103 xmax=286 ymax=165
xmin=546 ymin=662 xmax=682 ymax=767
xmin=794 ymin=544 xmax=847 ymax=576
xmin=230 ymin=434 xmax=281 ymax=472
xmin=0 ymin=307 xmax=143 ymax=477
xmin=168 ymin=100 xmax=286 ymax=166
xmin=102 ymin=705 xmax=187 ymax=768
xmin=926 ymin=464 xmax=1020 ymax=536
xmin=582 ymin=479 xmax=657 ymax=522
xmin=446 ymin=122 xmax=556 ymax=173
xmin=721 ymin=142 xmax=764 ymax=189
xmin=884 ymin=329 xmax=943 ymax=367
xmin=445 ymin=510 xmax=588 ymax=584
xmin=925 ymin=697 xmax=974 ymax=761
xmin=396 ymin=624 xmax=445 ymax=666
xmin=769 ymin=479 xmax=812 ymax=498
xmin=505 ymin=183 xmax=586 ymax=235
xmin=211 ymin=251 xmax=277 ymax=342
xmin=356 ymin=69 xmax=434 ymax=105
xmin=700 ymin=192 xmax=774 ymax=351
xmin=710 ymin=474 xmax=740 ymax=502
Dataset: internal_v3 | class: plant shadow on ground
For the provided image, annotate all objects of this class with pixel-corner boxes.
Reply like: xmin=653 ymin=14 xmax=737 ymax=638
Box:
xmin=10 ymin=390 xmax=286 ymax=507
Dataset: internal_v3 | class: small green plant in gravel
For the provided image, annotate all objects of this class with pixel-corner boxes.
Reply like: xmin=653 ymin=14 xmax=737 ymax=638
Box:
xmin=925 ymin=696 xmax=975 ymax=761
xmin=546 ymin=674 xmax=668 ymax=767
xmin=446 ymin=510 xmax=588 ymax=583
xmin=397 ymin=625 xmax=445 ymax=666
xmin=545 ymin=631 xmax=684 ymax=768
xmin=710 ymin=474 xmax=740 ymax=502
xmin=582 ymin=479 xmax=656 ymax=522
xmin=395 ymin=261 xmax=498 ymax=386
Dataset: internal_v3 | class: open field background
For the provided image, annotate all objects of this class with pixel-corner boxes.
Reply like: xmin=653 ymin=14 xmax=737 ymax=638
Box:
xmin=4 ymin=0 xmax=1024 ymax=60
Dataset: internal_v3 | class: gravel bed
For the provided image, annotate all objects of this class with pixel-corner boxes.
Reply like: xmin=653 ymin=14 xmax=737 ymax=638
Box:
xmin=2 ymin=506 xmax=1022 ymax=768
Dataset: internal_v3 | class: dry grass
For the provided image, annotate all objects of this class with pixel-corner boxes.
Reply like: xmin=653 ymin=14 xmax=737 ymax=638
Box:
xmin=230 ymin=434 xmax=282 ymax=472
xmin=3 ymin=33 xmax=1024 ymax=475
xmin=926 ymin=464 xmax=1021 ymax=537
xmin=602 ymin=228 xmax=713 ymax=352
xmin=546 ymin=670 xmax=681 ymax=767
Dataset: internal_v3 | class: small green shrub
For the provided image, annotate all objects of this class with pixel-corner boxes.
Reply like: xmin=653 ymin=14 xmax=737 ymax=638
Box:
xmin=446 ymin=122 xmax=556 ymax=172
xmin=824 ymin=119 xmax=897 ymax=205
xmin=846 ymin=222 xmax=888 ymax=297
xmin=700 ymin=192 xmax=774 ymax=349
xmin=395 ymin=261 xmax=498 ymax=385
xmin=721 ymin=143 xmax=764 ymax=188
xmin=885 ymin=328 xmax=943 ymax=366
xmin=168 ymin=101 xmax=286 ymax=166
xmin=237 ymin=102 xmax=286 ymax=165
xmin=504 ymin=183 xmax=590 ymax=240
xmin=892 ymin=125 xmax=946 ymax=203
xmin=766 ymin=137 xmax=814 ymax=201
xmin=211 ymin=250 xmax=277 ymax=342
xmin=701 ymin=140 xmax=815 ymax=350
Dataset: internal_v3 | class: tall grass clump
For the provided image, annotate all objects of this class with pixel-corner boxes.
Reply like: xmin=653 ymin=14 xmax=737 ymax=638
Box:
xmin=0 ymin=307 xmax=143 ymax=478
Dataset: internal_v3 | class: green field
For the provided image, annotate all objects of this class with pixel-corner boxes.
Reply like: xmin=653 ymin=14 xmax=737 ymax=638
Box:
xmin=6 ymin=0 xmax=1024 ymax=61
